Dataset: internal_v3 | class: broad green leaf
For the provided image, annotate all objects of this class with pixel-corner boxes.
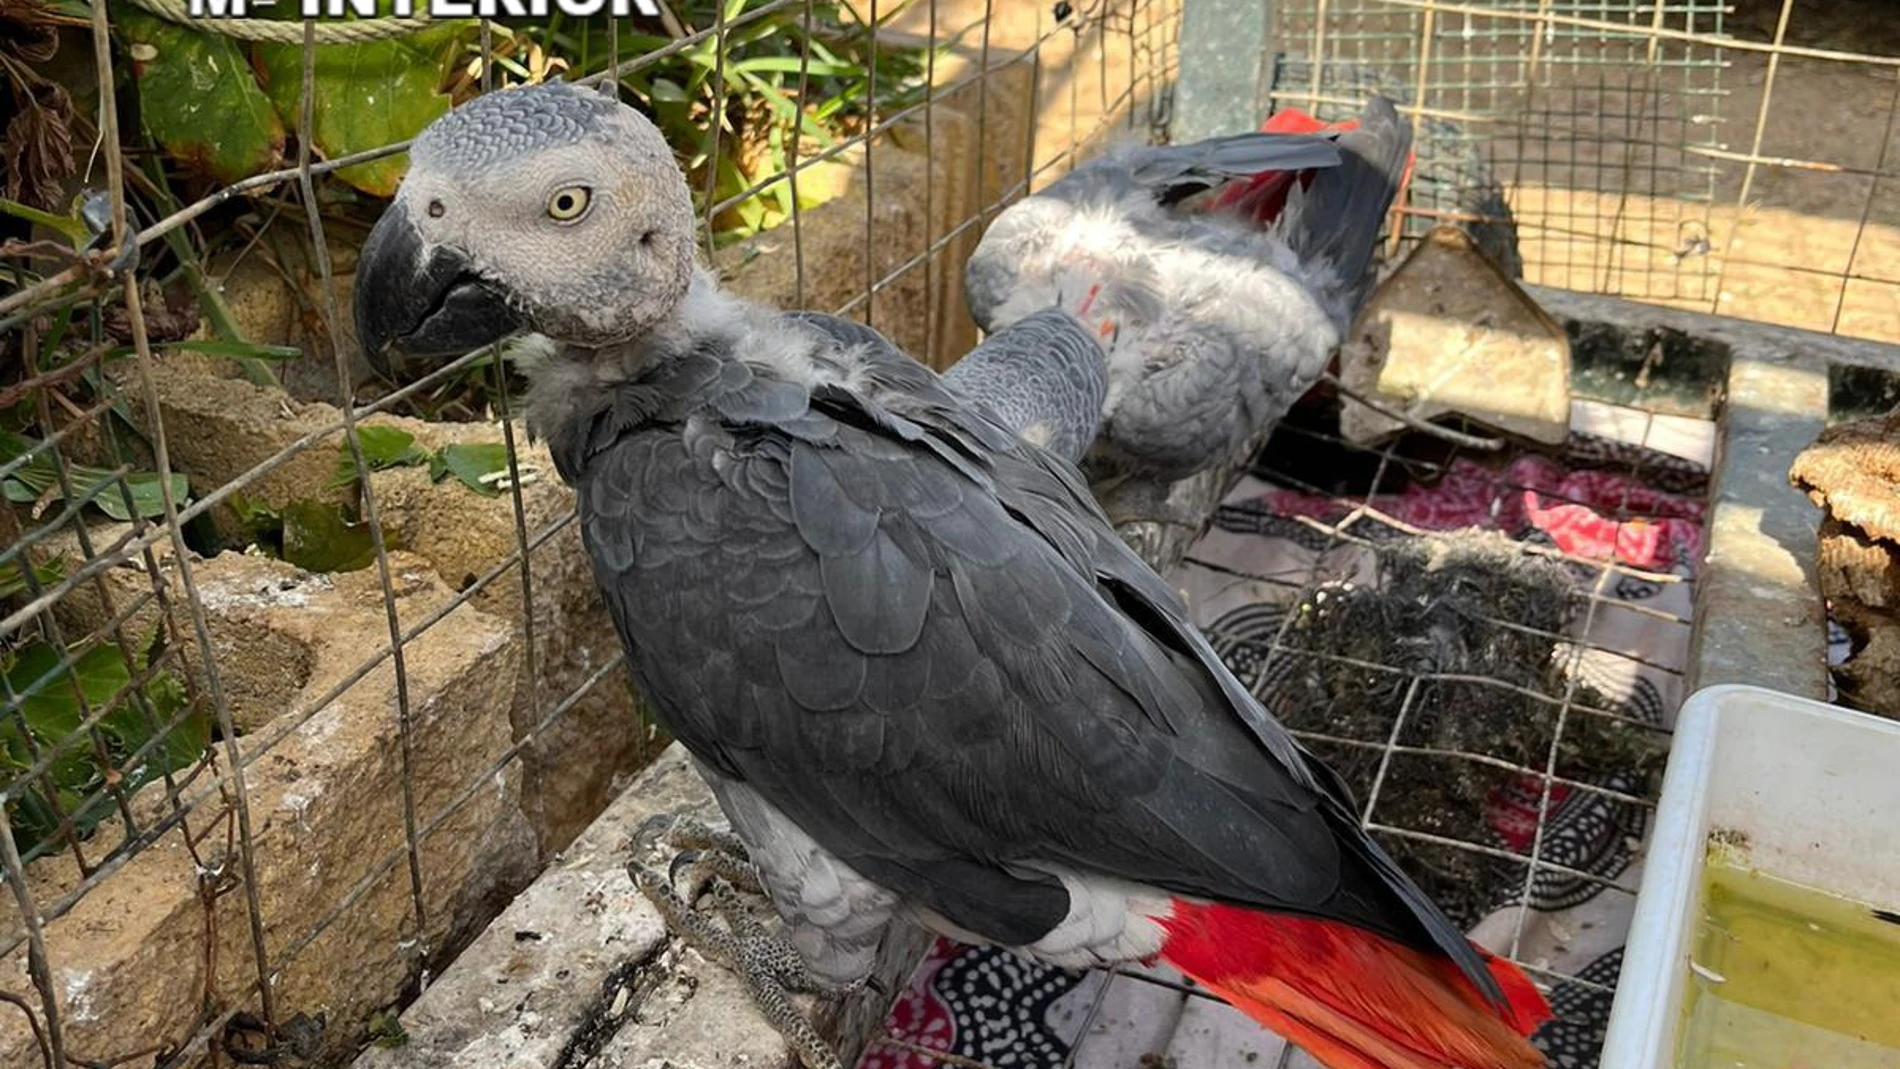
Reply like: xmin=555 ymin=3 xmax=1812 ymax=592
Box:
xmin=330 ymin=425 xmax=426 ymax=488
xmin=649 ymin=78 xmax=688 ymax=103
xmin=0 ymin=430 xmax=190 ymax=522
xmin=253 ymin=24 xmax=467 ymax=197
xmin=430 ymin=442 xmax=511 ymax=497
xmin=4 ymin=641 xmax=130 ymax=742
xmin=280 ymin=500 xmax=377 ymax=573
xmin=116 ymin=11 xmax=286 ymax=186
xmin=102 ymin=671 xmax=208 ymax=782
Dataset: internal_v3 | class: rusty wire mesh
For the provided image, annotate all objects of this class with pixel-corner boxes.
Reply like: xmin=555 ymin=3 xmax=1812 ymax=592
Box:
xmin=0 ymin=2 xmax=1175 ymax=1064
xmin=1266 ymin=0 xmax=1900 ymax=346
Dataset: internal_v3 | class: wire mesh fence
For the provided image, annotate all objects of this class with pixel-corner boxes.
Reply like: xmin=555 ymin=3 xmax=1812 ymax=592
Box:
xmin=0 ymin=0 xmax=1865 ymax=1067
xmin=1265 ymin=0 xmax=1900 ymax=346
xmin=0 ymin=2 xmax=1175 ymax=1065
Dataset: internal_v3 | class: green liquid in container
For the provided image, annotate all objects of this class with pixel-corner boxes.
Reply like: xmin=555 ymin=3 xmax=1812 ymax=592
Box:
xmin=1678 ymin=859 xmax=1900 ymax=1069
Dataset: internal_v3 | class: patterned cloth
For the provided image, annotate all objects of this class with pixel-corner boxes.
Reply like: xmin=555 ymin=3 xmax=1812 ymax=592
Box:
xmin=860 ymin=404 xmax=1715 ymax=1069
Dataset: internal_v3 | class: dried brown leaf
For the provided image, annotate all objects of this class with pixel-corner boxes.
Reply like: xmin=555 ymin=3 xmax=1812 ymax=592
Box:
xmin=2 ymin=82 xmax=76 ymax=211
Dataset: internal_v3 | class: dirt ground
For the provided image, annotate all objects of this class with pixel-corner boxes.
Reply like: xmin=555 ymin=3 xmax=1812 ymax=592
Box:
xmin=889 ymin=0 xmax=1899 ymax=345
xmin=1516 ymin=0 xmax=1900 ymax=343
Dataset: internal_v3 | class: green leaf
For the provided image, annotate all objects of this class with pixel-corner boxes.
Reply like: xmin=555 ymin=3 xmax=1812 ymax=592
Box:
xmin=157 ymin=339 xmax=304 ymax=361
xmin=279 ymin=500 xmax=377 ymax=573
xmin=253 ymin=24 xmax=466 ymax=197
xmin=728 ymin=57 xmax=862 ymax=77
xmin=228 ymin=492 xmax=285 ymax=552
xmin=0 ymin=558 xmax=63 ymax=601
xmin=3 ymin=641 xmax=130 ymax=742
xmin=116 ymin=11 xmax=287 ymax=185
xmin=0 ymin=430 xmax=190 ymax=522
xmin=0 ymin=198 xmax=89 ymax=245
xmin=648 ymin=77 xmax=688 ymax=103
xmin=330 ymin=425 xmax=427 ymax=489
xmin=430 ymin=442 xmax=511 ymax=497
xmin=103 ymin=671 xmax=207 ymax=783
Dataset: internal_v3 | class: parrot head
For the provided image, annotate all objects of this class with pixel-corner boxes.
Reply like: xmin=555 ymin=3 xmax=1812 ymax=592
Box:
xmin=354 ymin=81 xmax=698 ymax=380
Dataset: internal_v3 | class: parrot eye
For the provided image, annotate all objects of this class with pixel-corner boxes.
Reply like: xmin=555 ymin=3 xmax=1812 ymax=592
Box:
xmin=546 ymin=186 xmax=592 ymax=223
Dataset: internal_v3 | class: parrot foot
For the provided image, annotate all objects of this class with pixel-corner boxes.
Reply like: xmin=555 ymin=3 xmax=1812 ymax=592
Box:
xmin=635 ymin=812 xmax=765 ymax=901
xmin=629 ymin=860 xmax=868 ymax=1069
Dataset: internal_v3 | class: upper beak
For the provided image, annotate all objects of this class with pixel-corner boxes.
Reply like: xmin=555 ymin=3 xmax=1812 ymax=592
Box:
xmin=354 ymin=203 xmax=524 ymax=381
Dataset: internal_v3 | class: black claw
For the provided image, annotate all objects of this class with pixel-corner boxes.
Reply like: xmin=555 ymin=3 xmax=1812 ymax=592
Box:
xmin=668 ymin=849 xmax=703 ymax=886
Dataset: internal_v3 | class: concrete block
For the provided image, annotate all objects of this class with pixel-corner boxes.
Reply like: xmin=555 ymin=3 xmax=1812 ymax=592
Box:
xmin=115 ymin=356 xmax=652 ymax=858
xmin=1340 ymin=226 xmax=1573 ymax=448
xmin=351 ymin=744 xmax=932 ymax=1069
xmin=1 ymin=549 xmax=537 ymax=1068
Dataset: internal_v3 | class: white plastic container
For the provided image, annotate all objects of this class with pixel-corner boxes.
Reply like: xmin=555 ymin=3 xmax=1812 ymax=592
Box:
xmin=1600 ymin=683 xmax=1900 ymax=1069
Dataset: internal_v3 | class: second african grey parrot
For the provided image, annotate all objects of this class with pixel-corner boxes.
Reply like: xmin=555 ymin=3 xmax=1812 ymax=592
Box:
xmin=964 ymin=96 xmax=1414 ymax=526
xmin=352 ymin=81 xmax=1551 ymax=1069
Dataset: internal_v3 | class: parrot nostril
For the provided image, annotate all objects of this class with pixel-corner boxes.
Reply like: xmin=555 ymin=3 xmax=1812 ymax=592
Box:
xmin=427 ymin=199 xmax=445 ymax=219
xmin=639 ymin=230 xmax=655 ymax=246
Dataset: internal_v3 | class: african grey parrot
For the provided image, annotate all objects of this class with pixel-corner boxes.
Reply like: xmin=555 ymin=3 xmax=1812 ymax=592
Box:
xmin=353 ymin=82 xmax=1549 ymax=1069
xmin=964 ymin=97 xmax=1413 ymax=525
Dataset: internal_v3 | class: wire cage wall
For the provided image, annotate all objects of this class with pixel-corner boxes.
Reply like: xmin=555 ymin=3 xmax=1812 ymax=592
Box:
xmin=0 ymin=1 xmax=1184 ymax=1066
xmin=1260 ymin=0 xmax=1900 ymax=347
xmin=0 ymin=1 xmax=1882 ymax=1069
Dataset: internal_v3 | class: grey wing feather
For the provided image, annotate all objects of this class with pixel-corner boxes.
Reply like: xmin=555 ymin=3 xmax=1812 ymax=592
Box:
xmin=1112 ymin=132 xmax=1343 ymax=202
xmin=1276 ymin=95 xmax=1415 ymax=322
xmin=783 ymin=307 xmax=1108 ymax=466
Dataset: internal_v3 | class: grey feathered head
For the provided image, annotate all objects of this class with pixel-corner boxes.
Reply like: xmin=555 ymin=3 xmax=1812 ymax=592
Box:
xmin=354 ymin=81 xmax=698 ymax=377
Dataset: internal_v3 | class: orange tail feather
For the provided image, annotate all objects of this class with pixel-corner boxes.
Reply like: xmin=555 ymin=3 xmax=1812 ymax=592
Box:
xmin=1160 ymin=902 xmax=1552 ymax=1069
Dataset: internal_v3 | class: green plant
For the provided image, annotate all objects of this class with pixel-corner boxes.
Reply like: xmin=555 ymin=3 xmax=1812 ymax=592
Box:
xmin=1 ymin=427 xmax=190 ymax=522
xmin=329 ymin=424 xmax=520 ymax=498
xmin=1 ymin=628 xmax=210 ymax=862
xmin=1 ymin=1 xmax=931 ymax=570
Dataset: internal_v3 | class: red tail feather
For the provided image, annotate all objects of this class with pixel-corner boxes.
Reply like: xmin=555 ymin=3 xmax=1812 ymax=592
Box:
xmin=1160 ymin=901 xmax=1552 ymax=1069
xmin=1203 ymin=106 xmax=1419 ymax=229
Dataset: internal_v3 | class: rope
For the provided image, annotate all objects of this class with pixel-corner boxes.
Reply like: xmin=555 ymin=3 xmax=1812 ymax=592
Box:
xmin=119 ymin=0 xmax=443 ymax=43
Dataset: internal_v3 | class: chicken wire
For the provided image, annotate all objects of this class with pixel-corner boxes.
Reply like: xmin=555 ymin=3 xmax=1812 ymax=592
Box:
xmin=0 ymin=2 xmax=1176 ymax=1065
xmin=1262 ymin=0 xmax=1900 ymax=345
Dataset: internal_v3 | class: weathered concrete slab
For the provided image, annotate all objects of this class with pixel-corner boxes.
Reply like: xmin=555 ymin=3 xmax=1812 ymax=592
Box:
xmin=350 ymin=744 xmax=931 ymax=1069
xmin=1 ymin=550 xmax=536 ymax=1069
xmin=1340 ymin=227 xmax=1573 ymax=447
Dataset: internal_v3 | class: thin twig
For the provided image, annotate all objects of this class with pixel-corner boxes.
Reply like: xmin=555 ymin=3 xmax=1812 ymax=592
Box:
xmin=1323 ymin=372 xmax=1508 ymax=451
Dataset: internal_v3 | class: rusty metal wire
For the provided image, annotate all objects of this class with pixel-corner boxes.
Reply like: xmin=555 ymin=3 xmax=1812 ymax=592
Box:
xmin=1267 ymin=0 xmax=1900 ymax=347
xmin=0 ymin=1 xmax=1178 ymax=1066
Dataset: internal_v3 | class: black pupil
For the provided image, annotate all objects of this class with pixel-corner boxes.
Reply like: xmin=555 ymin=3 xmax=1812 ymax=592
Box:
xmin=558 ymin=193 xmax=577 ymax=213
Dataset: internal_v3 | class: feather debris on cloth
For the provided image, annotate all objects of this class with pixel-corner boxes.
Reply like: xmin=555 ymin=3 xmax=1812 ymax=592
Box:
xmin=859 ymin=401 xmax=1713 ymax=1069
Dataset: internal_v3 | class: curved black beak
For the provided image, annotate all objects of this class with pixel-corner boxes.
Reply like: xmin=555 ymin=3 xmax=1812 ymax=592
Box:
xmin=354 ymin=204 xmax=524 ymax=382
